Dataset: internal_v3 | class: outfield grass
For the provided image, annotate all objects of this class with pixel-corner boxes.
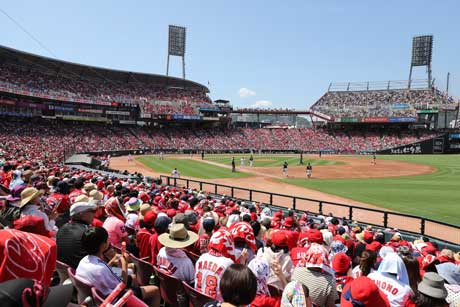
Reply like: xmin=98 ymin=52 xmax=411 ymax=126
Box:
xmin=205 ymin=154 xmax=343 ymax=167
xmin=283 ymin=155 xmax=460 ymax=224
xmin=136 ymin=156 xmax=251 ymax=179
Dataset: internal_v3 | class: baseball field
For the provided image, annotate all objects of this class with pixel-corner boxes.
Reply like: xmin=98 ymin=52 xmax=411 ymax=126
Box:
xmin=111 ymin=153 xmax=460 ymax=225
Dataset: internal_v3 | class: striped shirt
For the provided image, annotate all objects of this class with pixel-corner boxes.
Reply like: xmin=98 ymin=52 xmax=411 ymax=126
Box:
xmin=292 ymin=267 xmax=338 ymax=307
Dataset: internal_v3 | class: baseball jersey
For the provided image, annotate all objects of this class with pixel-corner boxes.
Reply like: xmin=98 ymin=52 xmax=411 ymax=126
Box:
xmin=195 ymin=253 xmax=234 ymax=300
xmin=157 ymin=247 xmax=195 ymax=283
xmin=368 ymin=272 xmax=413 ymax=307
xmin=103 ymin=216 xmax=128 ymax=248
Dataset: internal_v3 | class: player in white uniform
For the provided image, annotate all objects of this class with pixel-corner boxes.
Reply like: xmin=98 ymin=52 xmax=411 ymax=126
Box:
xmin=157 ymin=224 xmax=198 ymax=284
xmin=172 ymin=168 xmax=180 ymax=178
xmin=127 ymin=154 xmax=133 ymax=162
xmin=194 ymin=229 xmax=235 ymax=301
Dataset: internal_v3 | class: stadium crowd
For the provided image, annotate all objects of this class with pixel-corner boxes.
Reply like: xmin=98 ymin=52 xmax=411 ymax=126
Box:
xmin=0 ymin=118 xmax=438 ymax=165
xmin=0 ymin=155 xmax=459 ymax=307
xmin=0 ymin=65 xmax=211 ymax=106
xmin=311 ymin=89 xmax=456 ymax=118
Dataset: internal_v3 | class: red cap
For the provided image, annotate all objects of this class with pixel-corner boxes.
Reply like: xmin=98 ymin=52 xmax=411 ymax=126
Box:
xmin=366 ymin=241 xmax=382 ymax=252
xmin=341 ymin=276 xmax=390 ymax=307
xmin=283 ymin=217 xmax=295 ymax=228
xmin=363 ymin=231 xmax=374 ymax=243
xmin=143 ymin=211 xmax=158 ymax=227
xmin=307 ymin=229 xmax=323 ymax=244
xmin=139 ymin=191 xmax=151 ymax=203
xmin=274 ymin=211 xmax=283 ymax=219
xmin=13 ymin=216 xmax=54 ymax=238
xmin=166 ymin=209 xmax=176 ymax=218
xmin=271 ymin=231 xmax=288 ymax=247
xmin=332 ymin=253 xmax=351 ymax=274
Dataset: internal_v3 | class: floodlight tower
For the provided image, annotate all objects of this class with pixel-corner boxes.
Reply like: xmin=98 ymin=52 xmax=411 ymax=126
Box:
xmin=166 ymin=25 xmax=187 ymax=79
xmin=408 ymin=35 xmax=433 ymax=89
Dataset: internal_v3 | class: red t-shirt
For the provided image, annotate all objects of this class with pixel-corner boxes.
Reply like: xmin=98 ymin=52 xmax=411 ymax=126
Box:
xmin=136 ymin=228 xmax=154 ymax=259
xmin=251 ymin=294 xmax=281 ymax=307
xmin=284 ymin=230 xmax=299 ymax=250
xmin=194 ymin=233 xmax=211 ymax=255
xmin=149 ymin=233 xmax=163 ymax=266
xmin=47 ymin=193 xmax=70 ymax=213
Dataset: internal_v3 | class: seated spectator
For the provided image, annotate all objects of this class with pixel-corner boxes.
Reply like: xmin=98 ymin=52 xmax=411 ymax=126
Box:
xmin=258 ymin=230 xmax=293 ymax=289
xmin=204 ymin=264 xmax=257 ymax=307
xmin=20 ymin=187 xmax=58 ymax=232
xmin=156 ymin=223 xmax=197 ymax=284
xmin=229 ymin=221 xmax=257 ymax=264
xmin=103 ymin=197 xmax=129 ymax=248
xmin=56 ymin=201 xmax=97 ymax=269
xmin=351 ymin=250 xmax=377 ymax=278
xmin=410 ymin=272 xmax=448 ymax=307
xmin=76 ymin=226 xmax=160 ymax=306
xmin=194 ymin=217 xmax=215 ymax=255
xmin=248 ymin=256 xmax=282 ymax=307
xmin=195 ymin=228 xmax=235 ymax=300
xmin=136 ymin=210 xmax=157 ymax=260
xmin=368 ymin=253 xmax=413 ymax=307
xmin=340 ymin=276 xmax=390 ymax=307
xmin=435 ymin=262 xmax=460 ymax=306
xmin=13 ymin=215 xmax=55 ymax=238
xmin=331 ymin=252 xmax=353 ymax=292
xmin=149 ymin=215 xmax=171 ymax=265
xmin=281 ymin=280 xmax=312 ymax=307
xmin=292 ymin=242 xmax=338 ymax=307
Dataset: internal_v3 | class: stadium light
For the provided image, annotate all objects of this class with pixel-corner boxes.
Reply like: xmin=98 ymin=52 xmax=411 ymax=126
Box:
xmin=409 ymin=35 xmax=433 ymax=88
xmin=166 ymin=25 xmax=187 ymax=79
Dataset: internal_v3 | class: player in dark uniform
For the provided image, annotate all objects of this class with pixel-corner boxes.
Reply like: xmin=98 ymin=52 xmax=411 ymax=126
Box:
xmin=231 ymin=157 xmax=236 ymax=172
xmin=373 ymin=153 xmax=376 ymax=165
xmin=283 ymin=161 xmax=288 ymax=177
xmin=306 ymin=162 xmax=312 ymax=178
xmin=201 ymin=151 xmax=205 ymax=160
xmin=300 ymin=151 xmax=304 ymax=164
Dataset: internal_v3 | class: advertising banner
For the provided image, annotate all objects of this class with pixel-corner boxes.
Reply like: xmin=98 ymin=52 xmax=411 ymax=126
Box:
xmin=77 ymin=108 xmax=103 ymax=114
xmin=392 ymin=104 xmax=410 ymax=109
xmin=48 ymin=105 xmax=74 ymax=111
xmin=378 ymin=134 xmax=448 ymax=154
xmin=417 ymin=110 xmax=438 ymax=114
xmin=388 ymin=117 xmax=417 ymax=123
xmin=105 ymin=110 xmax=130 ymax=116
xmin=340 ymin=117 xmax=359 ymax=123
xmin=363 ymin=117 xmax=389 ymax=123
xmin=0 ymin=99 xmax=16 ymax=106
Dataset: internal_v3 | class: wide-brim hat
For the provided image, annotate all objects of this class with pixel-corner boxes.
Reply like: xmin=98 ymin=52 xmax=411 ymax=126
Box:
xmin=418 ymin=272 xmax=448 ymax=299
xmin=20 ymin=187 xmax=44 ymax=208
xmin=158 ymin=223 xmax=198 ymax=248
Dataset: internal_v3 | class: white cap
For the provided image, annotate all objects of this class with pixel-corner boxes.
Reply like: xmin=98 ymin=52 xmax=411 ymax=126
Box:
xmin=70 ymin=202 xmax=97 ymax=217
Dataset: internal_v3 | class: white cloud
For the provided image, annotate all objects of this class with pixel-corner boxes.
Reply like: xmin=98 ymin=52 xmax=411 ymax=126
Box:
xmin=252 ymin=100 xmax=273 ymax=108
xmin=238 ymin=87 xmax=256 ymax=97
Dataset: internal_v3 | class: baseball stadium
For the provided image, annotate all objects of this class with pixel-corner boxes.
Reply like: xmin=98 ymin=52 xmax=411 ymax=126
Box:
xmin=1 ymin=3 xmax=460 ymax=307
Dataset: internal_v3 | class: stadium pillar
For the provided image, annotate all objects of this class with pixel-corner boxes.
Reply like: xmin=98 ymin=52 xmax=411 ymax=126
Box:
xmin=292 ymin=197 xmax=296 ymax=210
xmin=383 ymin=212 xmax=388 ymax=228
xmin=249 ymin=190 xmax=253 ymax=201
xmin=420 ymin=219 xmax=426 ymax=236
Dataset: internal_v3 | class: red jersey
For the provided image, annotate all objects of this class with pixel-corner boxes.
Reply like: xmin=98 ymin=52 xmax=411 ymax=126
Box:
xmin=290 ymin=247 xmax=310 ymax=267
xmin=136 ymin=228 xmax=154 ymax=260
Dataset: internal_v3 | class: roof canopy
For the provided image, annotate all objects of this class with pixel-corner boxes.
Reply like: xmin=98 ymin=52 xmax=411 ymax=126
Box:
xmin=0 ymin=45 xmax=209 ymax=92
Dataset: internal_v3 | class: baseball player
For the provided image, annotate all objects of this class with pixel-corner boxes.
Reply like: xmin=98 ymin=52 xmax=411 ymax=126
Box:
xmin=231 ymin=157 xmax=236 ymax=172
xmin=172 ymin=168 xmax=180 ymax=178
xmin=373 ymin=153 xmax=376 ymax=165
xmin=283 ymin=161 xmax=288 ymax=177
xmin=127 ymin=154 xmax=133 ymax=163
xmin=306 ymin=162 xmax=312 ymax=178
xmin=159 ymin=151 xmax=164 ymax=160
xmin=249 ymin=155 xmax=254 ymax=167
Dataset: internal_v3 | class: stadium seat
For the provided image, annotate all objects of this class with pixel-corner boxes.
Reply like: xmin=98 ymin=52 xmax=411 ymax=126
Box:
xmin=130 ymin=254 xmax=155 ymax=286
xmin=67 ymin=267 xmax=94 ymax=306
xmin=92 ymin=287 xmax=149 ymax=307
xmin=153 ymin=266 xmax=187 ymax=307
xmin=55 ymin=260 xmax=71 ymax=284
xmin=182 ymin=281 xmax=215 ymax=307
xmin=184 ymin=250 xmax=200 ymax=265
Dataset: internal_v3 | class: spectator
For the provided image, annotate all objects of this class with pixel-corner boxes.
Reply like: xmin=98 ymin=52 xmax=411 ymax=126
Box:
xmin=248 ymin=256 xmax=282 ymax=307
xmin=292 ymin=243 xmax=338 ymax=307
xmin=411 ymin=272 xmax=448 ymax=307
xmin=149 ymin=215 xmax=171 ymax=265
xmin=136 ymin=210 xmax=157 ymax=260
xmin=204 ymin=264 xmax=257 ymax=307
xmin=367 ymin=253 xmax=413 ymax=307
xmin=156 ymin=223 xmax=197 ymax=284
xmin=340 ymin=276 xmax=390 ymax=307
xmin=102 ymin=197 xmax=129 ymax=248
xmin=351 ymin=250 xmax=377 ymax=278
xmin=435 ymin=262 xmax=460 ymax=306
xmin=56 ymin=201 xmax=97 ymax=269
xmin=20 ymin=187 xmax=58 ymax=232
xmin=76 ymin=226 xmax=161 ymax=306
xmin=258 ymin=230 xmax=293 ymax=289
xmin=194 ymin=217 xmax=215 ymax=255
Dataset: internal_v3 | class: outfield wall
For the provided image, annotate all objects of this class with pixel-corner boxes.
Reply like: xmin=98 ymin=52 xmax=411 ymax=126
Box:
xmin=378 ymin=133 xmax=460 ymax=154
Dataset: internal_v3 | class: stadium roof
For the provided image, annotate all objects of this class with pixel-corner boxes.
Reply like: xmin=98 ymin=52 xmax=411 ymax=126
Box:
xmin=0 ymin=45 xmax=209 ymax=92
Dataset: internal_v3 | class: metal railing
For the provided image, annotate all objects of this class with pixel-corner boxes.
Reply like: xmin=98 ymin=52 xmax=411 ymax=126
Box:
xmin=160 ymin=175 xmax=460 ymax=245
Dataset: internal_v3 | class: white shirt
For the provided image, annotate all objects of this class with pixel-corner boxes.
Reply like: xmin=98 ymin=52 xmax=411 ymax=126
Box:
xmin=172 ymin=169 xmax=180 ymax=178
xmin=351 ymin=266 xmax=376 ymax=278
xmin=157 ymin=247 xmax=195 ymax=283
xmin=257 ymin=247 xmax=293 ymax=289
xmin=368 ymin=271 xmax=413 ymax=307
xmin=195 ymin=253 xmax=233 ymax=301
xmin=21 ymin=204 xmax=57 ymax=231
xmin=76 ymin=255 xmax=121 ymax=297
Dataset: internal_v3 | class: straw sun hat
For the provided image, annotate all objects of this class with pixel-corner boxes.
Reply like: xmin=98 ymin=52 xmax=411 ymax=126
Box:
xmin=158 ymin=223 xmax=198 ymax=249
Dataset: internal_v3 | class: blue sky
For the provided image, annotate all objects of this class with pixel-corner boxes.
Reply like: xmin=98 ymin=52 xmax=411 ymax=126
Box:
xmin=1 ymin=1 xmax=459 ymax=109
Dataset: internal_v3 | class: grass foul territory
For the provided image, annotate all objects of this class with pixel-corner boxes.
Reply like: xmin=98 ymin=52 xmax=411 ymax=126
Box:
xmin=283 ymin=155 xmax=460 ymax=224
xmin=136 ymin=156 xmax=251 ymax=179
